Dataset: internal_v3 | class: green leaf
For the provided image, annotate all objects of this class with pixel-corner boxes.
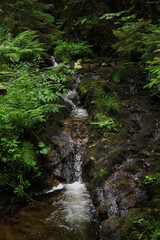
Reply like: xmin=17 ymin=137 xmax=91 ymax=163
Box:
xmin=38 ymin=141 xmax=45 ymax=148
xmin=40 ymin=147 xmax=51 ymax=155
xmin=13 ymin=185 xmax=24 ymax=197
xmin=6 ymin=53 xmax=20 ymax=62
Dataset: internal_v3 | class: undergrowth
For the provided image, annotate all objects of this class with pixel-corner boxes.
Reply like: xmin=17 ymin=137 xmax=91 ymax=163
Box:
xmin=0 ymin=62 xmax=69 ymax=197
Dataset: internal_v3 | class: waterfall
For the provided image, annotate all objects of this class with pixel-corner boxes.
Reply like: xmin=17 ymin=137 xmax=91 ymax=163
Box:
xmin=50 ymin=56 xmax=58 ymax=67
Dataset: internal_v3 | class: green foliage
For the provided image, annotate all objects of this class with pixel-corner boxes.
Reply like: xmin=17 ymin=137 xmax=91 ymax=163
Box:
xmin=0 ymin=30 xmax=44 ymax=63
xmin=112 ymin=14 xmax=160 ymax=94
xmin=100 ymin=11 xmax=125 ymax=20
xmin=90 ymin=113 xmax=118 ymax=137
xmin=123 ymin=0 xmax=160 ymax=23
xmin=113 ymin=18 xmax=152 ymax=58
xmin=79 ymin=78 xmax=120 ymax=138
xmin=21 ymin=141 xmax=37 ymax=170
xmin=130 ymin=219 xmax=160 ymax=240
xmin=54 ymin=40 xmax=92 ymax=61
xmin=106 ymin=94 xmax=120 ymax=113
xmin=144 ymin=172 xmax=160 ymax=186
xmin=92 ymin=91 xmax=120 ymax=114
xmin=0 ymin=0 xmax=56 ymax=47
xmin=80 ymin=78 xmax=120 ymax=114
xmin=99 ymin=169 xmax=106 ymax=177
xmin=0 ymin=137 xmax=38 ymax=196
xmin=144 ymin=175 xmax=156 ymax=185
xmin=119 ymin=207 xmax=160 ymax=240
xmin=38 ymin=142 xmax=51 ymax=155
xmin=143 ymin=26 xmax=160 ymax=93
xmin=0 ymin=61 xmax=69 ymax=196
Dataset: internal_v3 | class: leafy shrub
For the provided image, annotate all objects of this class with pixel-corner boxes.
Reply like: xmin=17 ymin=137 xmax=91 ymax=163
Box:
xmin=143 ymin=26 xmax=160 ymax=93
xmin=112 ymin=15 xmax=160 ymax=94
xmin=113 ymin=18 xmax=152 ymax=59
xmin=54 ymin=40 xmax=92 ymax=61
xmin=0 ymin=62 xmax=69 ymax=196
xmin=130 ymin=219 xmax=160 ymax=240
xmin=0 ymin=30 xmax=45 ymax=63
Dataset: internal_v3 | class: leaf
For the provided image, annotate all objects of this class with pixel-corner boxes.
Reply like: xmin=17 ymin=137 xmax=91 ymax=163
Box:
xmin=21 ymin=141 xmax=36 ymax=169
xmin=38 ymin=141 xmax=45 ymax=148
xmin=5 ymin=53 xmax=20 ymax=62
xmin=81 ymin=18 xmax=87 ymax=24
xmin=40 ymin=147 xmax=51 ymax=155
xmin=13 ymin=185 xmax=24 ymax=197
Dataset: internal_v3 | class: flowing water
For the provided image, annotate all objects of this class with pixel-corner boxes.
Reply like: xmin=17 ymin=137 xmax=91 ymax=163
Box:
xmin=0 ymin=63 xmax=98 ymax=240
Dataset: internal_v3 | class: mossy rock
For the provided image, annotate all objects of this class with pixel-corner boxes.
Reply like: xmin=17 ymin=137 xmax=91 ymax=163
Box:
xmin=83 ymin=136 xmax=126 ymax=193
xmin=100 ymin=217 xmax=120 ymax=240
xmin=83 ymin=140 xmax=109 ymax=182
xmin=150 ymin=197 xmax=160 ymax=209
xmin=118 ymin=208 xmax=150 ymax=240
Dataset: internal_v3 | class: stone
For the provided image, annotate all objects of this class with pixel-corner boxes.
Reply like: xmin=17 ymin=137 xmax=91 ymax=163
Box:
xmin=47 ymin=150 xmax=61 ymax=167
xmin=53 ymin=165 xmax=62 ymax=178
xmin=52 ymin=131 xmax=75 ymax=161
xmin=100 ymin=217 xmax=119 ymax=240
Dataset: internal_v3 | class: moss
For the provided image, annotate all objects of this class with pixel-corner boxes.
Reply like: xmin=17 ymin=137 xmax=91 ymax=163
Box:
xmin=118 ymin=208 xmax=151 ymax=240
xmin=150 ymin=198 xmax=160 ymax=208
xmin=117 ymin=204 xmax=160 ymax=240
xmin=83 ymin=140 xmax=109 ymax=180
xmin=83 ymin=135 xmax=126 ymax=193
xmin=90 ymin=174 xmax=105 ymax=191
xmin=152 ymin=139 xmax=160 ymax=152
xmin=96 ymin=66 xmax=113 ymax=80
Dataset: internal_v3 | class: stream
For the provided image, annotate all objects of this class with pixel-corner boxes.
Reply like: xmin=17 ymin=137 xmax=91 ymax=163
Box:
xmin=0 ymin=64 xmax=99 ymax=240
xmin=1 ymin=60 xmax=160 ymax=240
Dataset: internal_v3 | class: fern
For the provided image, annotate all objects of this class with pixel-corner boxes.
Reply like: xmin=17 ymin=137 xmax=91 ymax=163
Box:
xmin=152 ymin=228 xmax=160 ymax=240
xmin=0 ymin=60 xmax=70 ymax=195
xmin=1 ymin=30 xmax=45 ymax=63
xmin=90 ymin=114 xmax=118 ymax=132
xmin=21 ymin=141 xmax=36 ymax=169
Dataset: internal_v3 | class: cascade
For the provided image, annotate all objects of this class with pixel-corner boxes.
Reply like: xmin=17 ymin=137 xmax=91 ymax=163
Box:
xmin=46 ymin=73 xmax=98 ymax=236
xmin=50 ymin=56 xmax=58 ymax=67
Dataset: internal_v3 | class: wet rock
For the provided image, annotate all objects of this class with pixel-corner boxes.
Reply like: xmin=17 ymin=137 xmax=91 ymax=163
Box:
xmin=52 ymin=131 xmax=75 ymax=161
xmin=47 ymin=149 xmax=61 ymax=167
xmin=118 ymin=208 xmax=150 ymax=240
xmin=100 ymin=217 xmax=119 ymax=240
xmin=53 ymin=164 xmax=63 ymax=179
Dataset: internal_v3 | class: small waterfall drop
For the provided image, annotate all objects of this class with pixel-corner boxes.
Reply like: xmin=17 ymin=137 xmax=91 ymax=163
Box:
xmin=50 ymin=56 xmax=58 ymax=67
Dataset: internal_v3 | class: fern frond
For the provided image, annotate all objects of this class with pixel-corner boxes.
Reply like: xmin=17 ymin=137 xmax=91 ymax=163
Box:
xmin=21 ymin=141 xmax=36 ymax=169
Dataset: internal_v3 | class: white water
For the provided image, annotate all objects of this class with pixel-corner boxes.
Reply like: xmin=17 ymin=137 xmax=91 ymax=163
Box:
xmin=46 ymin=182 xmax=95 ymax=227
xmin=62 ymin=75 xmax=89 ymax=120
xmin=46 ymin=183 xmax=64 ymax=193
xmin=50 ymin=56 xmax=58 ymax=67
xmin=63 ymin=182 xmax=94 ymax=226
